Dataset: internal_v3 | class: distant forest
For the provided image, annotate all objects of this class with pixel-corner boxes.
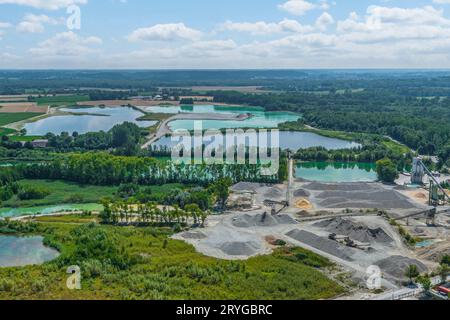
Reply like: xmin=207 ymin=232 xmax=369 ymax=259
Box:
xmin=2 ymin=69 xmax=450 ymax=93
xmin=1 ymin=70 xmax=449 ymax=166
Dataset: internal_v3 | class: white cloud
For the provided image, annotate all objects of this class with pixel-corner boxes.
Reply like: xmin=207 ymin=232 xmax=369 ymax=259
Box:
xmin=336 ymin=6 xmax=450 ymax=44
xmin=17 ymin=14 xmax=60 ymax=33
xmin=189 ymin=39 xmax=237 ymax=51
xmin=220 ymin=19 xmax=314 ymax=35
xmin=315 ymin=12 xmax=334 ymax=31
xmin=128 ymin=23 xmax=202 ymax=42
xmin=0 ymin=22 xmax=12 ymax=28
xmin=0 ymin=0 xmax=87 ymax=10
xmin=278 ymin=0 xmax=316 ymax=16
xmin=0 ymin=21 xmax=11 ymax=39
xmin=433 ymin=0 xmax=450 ymax=4
xmin=29 ymin=31 xmax=102 ymax=56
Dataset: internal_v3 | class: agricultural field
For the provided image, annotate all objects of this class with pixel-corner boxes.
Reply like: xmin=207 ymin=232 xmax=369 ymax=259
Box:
xmin=0 ymin=113 xmax=44 ymax=126
xmin=0 ymin=103 xmax=47 ymax=113
xmin=0 ymin=95 xmax=29 ymax=102
xmin=0 ymin=217 xmax=344 ymax=300
xmin=32 ymin=95 xmax=90 ymax=106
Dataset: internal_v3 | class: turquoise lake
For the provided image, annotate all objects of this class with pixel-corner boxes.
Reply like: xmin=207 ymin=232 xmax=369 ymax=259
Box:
xmin=145 ymin=105 xmax=301 ymax=130
xmin=0 ymin=203 xmax=103 ymax=219
xmin=296 ymin=162 xmax=377 ymax=182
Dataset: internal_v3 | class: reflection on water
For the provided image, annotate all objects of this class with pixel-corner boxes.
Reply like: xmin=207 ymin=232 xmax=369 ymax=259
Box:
xmin=152 ymin=131 xmax=361 ymax=151
xmin=296 ymin=162 xmax=377 ymax=182
xmin=24 ymin=106 xmax=156 ymax=135
xmin=0 ymin=235 xmax=59 ymax=267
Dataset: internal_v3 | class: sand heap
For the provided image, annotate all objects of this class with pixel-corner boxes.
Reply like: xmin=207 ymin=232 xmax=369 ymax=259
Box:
xmin=296 ymin=199 xmax=313 ymax=210
xmin=314 ymin=217 xmax=394 ymax=244
xmin=232 ymin=213 xmax=297 ymax=228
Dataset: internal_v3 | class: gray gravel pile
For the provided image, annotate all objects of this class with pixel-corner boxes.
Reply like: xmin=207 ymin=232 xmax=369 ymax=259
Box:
xmin=375 ymin=256 xmax=427 ymax=281
xmin=286 ymin=229 xmax=355 ymax=261
xmin=232 ymin=213 xmax=297 ymax=228
xmin=219 ymin=241 xmax=261 ymax=256
xmin=181 ymin=231 xmax=207 ymax=240
xmin=264 ymin=187 xmax=284 ymax=199
xmin=294 ymin=189 xmax=310 ymax=197
xmin=314 ymin=217 xmax=393 ymax=244
xmin=231 ymin=182 xmax=261 ymax=192
xmin=303 ymin=182 xmax=416 ymax=209
xmin=304 ymin=182 xmax=376 ymax=192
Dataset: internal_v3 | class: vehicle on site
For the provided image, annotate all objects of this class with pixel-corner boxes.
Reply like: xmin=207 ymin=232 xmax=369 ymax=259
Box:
xmin=436 ymin=283 xmax=450 ymax=296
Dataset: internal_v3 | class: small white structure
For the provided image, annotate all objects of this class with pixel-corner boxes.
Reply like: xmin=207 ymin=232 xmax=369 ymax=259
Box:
xmin=31 ymin=139 xmax=49 ymax=148
xmin=411 ymin=157 xmax=424 ymax=184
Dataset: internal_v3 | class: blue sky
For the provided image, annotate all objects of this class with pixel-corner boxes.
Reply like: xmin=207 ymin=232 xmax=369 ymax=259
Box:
xmin=1 ymin=0 xmax=450 ymax=68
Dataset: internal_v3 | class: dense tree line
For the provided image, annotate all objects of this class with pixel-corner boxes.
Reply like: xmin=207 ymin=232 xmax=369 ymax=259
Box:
xmin=18 ymin=152 xmax=283 ymax=186
xmin=211 ymin=90 xmax=450 ymax=167
xmin=101 ymin=199 xmax=209 ymax=227
xmin=42 ymin=122 xmax=145 ymax=155
xmin=293 ymin=146 xmax=412 ymax=171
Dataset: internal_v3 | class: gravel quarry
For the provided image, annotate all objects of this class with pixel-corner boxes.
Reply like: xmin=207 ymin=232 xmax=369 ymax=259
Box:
xmin=302 ymin=182 xmax=422 ymax=210
xmin=314 ymin=217 xmax=394 ymax=244
xmin=173 ymin=181 xmax=437 ymax=289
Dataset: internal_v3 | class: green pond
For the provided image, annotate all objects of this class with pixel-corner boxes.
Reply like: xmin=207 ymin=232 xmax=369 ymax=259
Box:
xmin=0 ymin=235 xmax=59 ymax=267
xmin=0 ymin=203 xmax=102 ymax=219
xmin=24 ymin=106 xmax=156 ymax=136
xmin=145 ymin=105 xmax=300 ymax=130
xmin=296 ymin=162 xmax=377 ymax=182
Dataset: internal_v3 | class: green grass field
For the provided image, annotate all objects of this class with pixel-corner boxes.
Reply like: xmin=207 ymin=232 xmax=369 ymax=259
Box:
xmin=0 ymin=127 xmax=16 ymax=137
xmin=1 ymin=180 xmax=184 ymax=208
xmin=0 ymin=113 xmax=43 ymax=126
xmin=137 ymin=113 xmax=175 ymax=122
xmin=7 ymin=135 xmax=43 ymax=142
xmin=0 ymin=217 xmax=345 ymax=300
xmin=381 ymin=140 xmax=411 ymax=155
xmin=1 ymin=180 xmax=118 ymax=208
xmin=33 ymin=95 xmax=90 ymax=106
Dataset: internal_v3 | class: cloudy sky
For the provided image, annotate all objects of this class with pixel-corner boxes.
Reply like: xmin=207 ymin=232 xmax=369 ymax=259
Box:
xmin=1 ymin=0 xmax=450 ymax=68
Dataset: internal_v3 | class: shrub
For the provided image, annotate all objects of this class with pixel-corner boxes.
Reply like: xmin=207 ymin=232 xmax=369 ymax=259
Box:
xmin=17 ymin=186 xmax=51 ymax=200
xmin=82 ymin=259 xmax=104 ymax=278
xmin=64 ymin=194 xmax=84 ymax=203
xmin=0 ymin=279 xmax=15 ymax=292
